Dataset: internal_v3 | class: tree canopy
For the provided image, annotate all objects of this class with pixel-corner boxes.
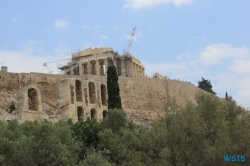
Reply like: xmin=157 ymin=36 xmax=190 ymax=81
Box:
xmin=0 ymin=93 xmax=249 ymax=165
xmin=198 ymin=77 xmax=216 ymax=95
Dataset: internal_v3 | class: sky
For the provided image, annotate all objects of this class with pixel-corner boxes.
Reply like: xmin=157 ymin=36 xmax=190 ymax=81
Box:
xmin=0 ymin=0 xmax=250 ymax=109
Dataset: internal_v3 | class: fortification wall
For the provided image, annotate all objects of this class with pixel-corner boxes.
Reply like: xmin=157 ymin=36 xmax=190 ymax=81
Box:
xmin=0 ymin=71 xmax=205 ymax=124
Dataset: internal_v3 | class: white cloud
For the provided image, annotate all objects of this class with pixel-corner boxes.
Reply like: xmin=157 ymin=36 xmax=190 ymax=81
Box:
xmin=234 ymin=89 xmax=250 ymax=109
xmin=0 ymin=51 xmax=65 ymax=74
xmin=229 ymin=59 xmax=250 ymax=74
xmin=124 ymin=35 xmax=138 ymax=41
xmin=0 ymin=42 xmax=71 ymax=74
xmin=113 ymin=26 xmax=119 ymax=30
xmin=83 ymin=41 xmax=92 ymax=49
xmin=100 ymin=34 xmax=109 ymax=40
xmin=11 ymin=13 xmax=24 ymax=23
xmin=93 ymin=25 xmax=102 ymax=29
xmin=143 ymin=43 xmax=250 ymax=109
xmin=21 ymin=40 xmax=44 ymax=54
xmin=54 ymin=19 xmax=69 ymax=29
xmin=143 ymin=62 xmax=190 ymax=78
xmin=199 ymin=43 xmax=249 ymax=66
xmin=82 ymin=25 xmax=90 ymax=29
xmin=124 ymin=0 xmax=194 ymax=10
xmin=11 ymin=17 xmax=18 ymax=22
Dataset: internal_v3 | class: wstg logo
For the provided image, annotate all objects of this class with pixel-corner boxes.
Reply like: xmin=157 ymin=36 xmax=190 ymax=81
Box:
xmin=224 ymin=155 xmax=245 ymax=162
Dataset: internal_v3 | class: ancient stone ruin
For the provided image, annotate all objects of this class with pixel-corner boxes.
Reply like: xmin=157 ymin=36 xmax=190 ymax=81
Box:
xmin=58 ymin=78 xmax=108 ymax=122
xmin=58 ymin=47 xmax=145 ymax=78
xmin=15 ymin=84 xmax=49 ymax=122
xmin=0 ymin=47 xmax=207 ymax=124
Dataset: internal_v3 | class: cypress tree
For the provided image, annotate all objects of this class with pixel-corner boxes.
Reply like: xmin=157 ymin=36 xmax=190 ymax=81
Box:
xmin=107 ymin=65 xmax=122 ymax=110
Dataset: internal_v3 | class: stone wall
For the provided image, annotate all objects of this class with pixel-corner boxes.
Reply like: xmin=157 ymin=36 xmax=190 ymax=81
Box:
xmin=0 ymin=71 xmax=206 ymax=124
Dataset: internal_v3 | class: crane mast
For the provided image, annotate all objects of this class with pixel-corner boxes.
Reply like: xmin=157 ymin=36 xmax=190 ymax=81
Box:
xmin=123 ymin=27 xmax=136 ymax=55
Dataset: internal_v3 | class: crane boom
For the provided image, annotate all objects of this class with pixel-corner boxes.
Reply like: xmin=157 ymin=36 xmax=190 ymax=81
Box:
xmin=123 ymin=27 xmax=136 ymax=55
xmin=43 ymin=58 xmax=72 ymax=74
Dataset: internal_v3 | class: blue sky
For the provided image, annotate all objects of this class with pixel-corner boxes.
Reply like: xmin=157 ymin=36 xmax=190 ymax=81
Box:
xmin=1 ymin=0 xmax=250 ymax=109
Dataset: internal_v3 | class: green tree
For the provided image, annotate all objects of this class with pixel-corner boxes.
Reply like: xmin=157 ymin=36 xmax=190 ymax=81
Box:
xmin=107 ymin=65 xmax=122 ymax=109
xmin=98 ymin=128 xmax=143 ymax=165
xmin=67 ymin=118 xmax=99 ymax=161
xmin=225 ymin=92 xmax=228 ymax=99
xmin=0 ymin=120 xmax=80 ymax=166
xmin=78 ymin=151 xmax=113 ymax=166
xmin=197 ymin=77 xmax=216 ymax=95
xmin=99 ymin=108 xmax=127 ymax=133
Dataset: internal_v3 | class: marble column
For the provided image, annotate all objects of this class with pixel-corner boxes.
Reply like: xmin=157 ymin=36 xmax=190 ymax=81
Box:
xmin=105 ymin=58 xmax=108 ymax=76
xmin=133 ymin=63 xmax=136 ymax=77
xmin=71 ymin=65 xmax=74 ymax=75
xmin=130 ymin=60 xmax=133 ymax=77
xmin=95 ymin=60 xmax=100 ymax=76
xmin=140 ymin=66 xmax=142 ymax=77
xmin=79 ymin=63 xmax=83 ymax=76
xmin=99 ymin=60 xmax=105 ymax=76
xmin=121 ymin=58 xmax=126 ymax=76
xmin=83 ymin=63 xmax=88 ymax=74
xmin=113 ymin=58 xmax=117 ymax=71
xmin=88 ymin=62 xmax=92 ymax=75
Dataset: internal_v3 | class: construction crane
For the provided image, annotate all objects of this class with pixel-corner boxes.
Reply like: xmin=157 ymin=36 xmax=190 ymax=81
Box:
xmin=43 ymin=59 xmax=71 ymax=74
xmin=123 ymin=27 xmax=136 ymax=55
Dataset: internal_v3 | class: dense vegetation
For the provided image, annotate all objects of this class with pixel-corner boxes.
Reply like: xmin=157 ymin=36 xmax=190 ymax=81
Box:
xmin=0 ymin=93 xmax=249 ymax=165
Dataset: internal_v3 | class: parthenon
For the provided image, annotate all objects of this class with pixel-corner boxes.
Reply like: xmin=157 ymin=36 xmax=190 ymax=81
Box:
xmin=58 ymin=47 xmax=145 ymax=77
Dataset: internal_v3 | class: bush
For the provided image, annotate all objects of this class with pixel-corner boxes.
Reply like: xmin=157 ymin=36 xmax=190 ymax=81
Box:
xmin=78 ymin=151 xmax=113 ymax=166
xmin=99 ymin=109 xmax=127 ymax=133
xmin=0 ymin=120 xmax=80 ymax=166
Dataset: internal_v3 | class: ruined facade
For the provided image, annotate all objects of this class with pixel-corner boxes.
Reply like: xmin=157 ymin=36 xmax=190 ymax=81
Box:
xmin=58 ymin=47 xmax=145 ymax=78
xmin=58 ymin=78 xmax=108 ymax=122
xmin=0 ymin=46 xmax=210 ymax=124
xmin=15 ymin=84 xmax=49 ymax=122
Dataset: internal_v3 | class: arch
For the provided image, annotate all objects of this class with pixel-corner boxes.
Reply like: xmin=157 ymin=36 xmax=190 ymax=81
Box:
xmin=28 ymin=88 xmax=39 ymax=111
xmin=103 ymin=110 xmax=108 ymax=118
xmin=89 ymin=82 xmax=96 ymax=104
xmin=77 ymin=106 xmax=84 ymax=121
xmin=90 ymin=108 xmax=96 ymax=119
xmin=75 ymin=80 xmax=83 ymax=102
xmin=101 ymin=84 xmax=107 ymax=106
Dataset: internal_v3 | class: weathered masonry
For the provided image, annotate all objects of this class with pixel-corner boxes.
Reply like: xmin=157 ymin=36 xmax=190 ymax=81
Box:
xmin=58 ymin=78 xmax=108 ymax=122
xmin=58 ymin=47 xmax=146 ymax=78
xmin=15 ymin=84 xmax=49 ymax=122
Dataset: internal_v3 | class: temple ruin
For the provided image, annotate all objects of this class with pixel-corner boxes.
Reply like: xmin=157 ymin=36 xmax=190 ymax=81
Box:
xmin=58 ymin=47 xmax=146 ymax=78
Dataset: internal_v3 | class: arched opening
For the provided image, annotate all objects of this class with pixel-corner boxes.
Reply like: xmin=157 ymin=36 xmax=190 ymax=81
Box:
xmin=101 ymin=84 xmax=107 ymax=106
xmin=90 ymin=108 xmax=96 ymax=119
xmin=89 ymin=82 xmax=95 ymax=104
xmin=28 ymin=88 xmax=39 ymax=111
xmin=75 ymin=80 xmax=83 ymax=102
xmin=103 ymin=110 xmax=108 ymax=118
xmin=77 ymin=106 xmax=84 ymax=121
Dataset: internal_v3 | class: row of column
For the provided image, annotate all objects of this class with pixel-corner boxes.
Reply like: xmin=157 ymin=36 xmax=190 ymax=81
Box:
xmin=68 ymin=58 xmax=145 ymax=77
xmin=131 ymin=62 xmax=144 ymax=78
